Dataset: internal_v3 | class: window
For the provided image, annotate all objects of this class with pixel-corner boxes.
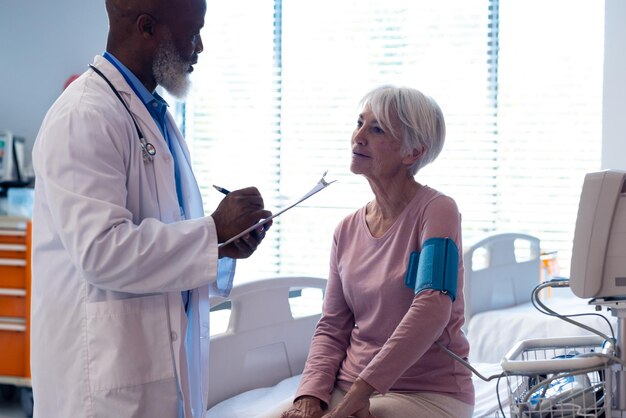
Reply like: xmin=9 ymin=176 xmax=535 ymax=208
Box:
xmin=178 ymin=0 xmax=604 ymax=281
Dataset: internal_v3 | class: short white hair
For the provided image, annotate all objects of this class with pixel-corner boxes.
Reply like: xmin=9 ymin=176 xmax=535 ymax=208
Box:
xmin=359 ymin=85 xmax=446 ymax=175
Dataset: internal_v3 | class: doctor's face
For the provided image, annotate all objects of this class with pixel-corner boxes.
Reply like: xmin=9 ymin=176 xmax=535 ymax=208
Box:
xmin=153 ymin=0 xmax=205 ymax=98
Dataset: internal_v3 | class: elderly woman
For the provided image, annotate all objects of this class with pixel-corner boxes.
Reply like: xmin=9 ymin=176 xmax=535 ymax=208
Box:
xmin=279 ymin=86 xmax=474 ymax=418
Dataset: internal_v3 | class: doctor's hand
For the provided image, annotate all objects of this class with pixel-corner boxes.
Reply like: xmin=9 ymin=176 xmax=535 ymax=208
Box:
xmin=211 ymin=187 xmax=272 ymax=259
xmin=280 ymin=396 xmax=325 ymax=418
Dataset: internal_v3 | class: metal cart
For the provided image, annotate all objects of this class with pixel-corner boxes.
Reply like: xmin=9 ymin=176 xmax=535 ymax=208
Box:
xmin=501 ymin=335 xmax=614 ymax=418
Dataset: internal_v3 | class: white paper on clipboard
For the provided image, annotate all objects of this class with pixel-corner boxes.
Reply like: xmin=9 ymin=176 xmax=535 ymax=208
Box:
xmin=217 ymin=171 xmax=337 ymax=248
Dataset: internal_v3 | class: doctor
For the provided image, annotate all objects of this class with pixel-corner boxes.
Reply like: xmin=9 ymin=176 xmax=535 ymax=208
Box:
xmin=30 ymin=0 xmax=270 ymax=417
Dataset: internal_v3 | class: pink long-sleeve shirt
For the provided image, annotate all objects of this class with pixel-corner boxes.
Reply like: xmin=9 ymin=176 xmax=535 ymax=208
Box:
xmin=295 ymin=185 xmax=474 ymax=406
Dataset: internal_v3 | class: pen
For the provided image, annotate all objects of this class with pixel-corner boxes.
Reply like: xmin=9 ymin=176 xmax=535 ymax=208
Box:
xmin=212 ymin=185 xmax=231 ymax=195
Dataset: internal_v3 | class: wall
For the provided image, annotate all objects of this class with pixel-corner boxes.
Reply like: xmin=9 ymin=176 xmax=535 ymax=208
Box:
xmin=0 ymin=1 xmax=108 ymax=171
xmin=602 ymin=0 xmax=626 ymax=170
xmin=0 ymin=1 xmax=624 ymax=171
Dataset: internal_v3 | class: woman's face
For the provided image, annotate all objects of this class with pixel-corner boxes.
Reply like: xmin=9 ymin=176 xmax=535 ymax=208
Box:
xmin=350 ymin=107 xmax=407 ymax=181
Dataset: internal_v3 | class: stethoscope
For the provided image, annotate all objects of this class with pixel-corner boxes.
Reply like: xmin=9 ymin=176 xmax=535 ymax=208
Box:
xmin=89 ymin=64 xmax=157 ymax=163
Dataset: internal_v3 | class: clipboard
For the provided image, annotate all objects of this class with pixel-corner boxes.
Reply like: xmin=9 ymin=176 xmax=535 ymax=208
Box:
xmin=217 ymin=171 xmax=337 ymax=248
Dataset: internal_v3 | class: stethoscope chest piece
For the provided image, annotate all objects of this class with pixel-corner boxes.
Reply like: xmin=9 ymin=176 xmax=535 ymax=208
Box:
xmin=142 ymin=142 xmax=156 ymax=163
xmin=145 ymin=143 xmax=156 ymax=156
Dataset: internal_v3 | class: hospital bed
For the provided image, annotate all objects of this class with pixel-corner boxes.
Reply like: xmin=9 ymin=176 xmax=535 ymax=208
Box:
xmin=207 ymin=275 xmax=326 ymax=413
xmin=206 ymin=234 xmax=615 ymax=418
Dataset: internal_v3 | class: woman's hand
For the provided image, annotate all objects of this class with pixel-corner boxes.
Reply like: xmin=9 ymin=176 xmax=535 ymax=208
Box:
xmin=321 ymin=399 xmax=375 ymax=418
xmin=321 ymin=379 xmax=377 ymax=418
xmin=280 ymin=396 xmax=325 ymax=418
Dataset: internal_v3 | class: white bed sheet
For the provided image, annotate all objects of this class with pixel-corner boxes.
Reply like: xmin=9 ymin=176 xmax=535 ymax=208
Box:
xmin=206 ymin=375 xmax=301 ymax=418
xmin=206 ymin=363 xmax=508 ymax=418
xmin=467 ymin=293 xmax=616 ymax=364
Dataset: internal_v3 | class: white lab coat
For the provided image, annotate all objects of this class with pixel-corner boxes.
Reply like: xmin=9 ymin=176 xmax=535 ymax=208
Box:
xmin=30 ymin=55 xmax=232 ymax=418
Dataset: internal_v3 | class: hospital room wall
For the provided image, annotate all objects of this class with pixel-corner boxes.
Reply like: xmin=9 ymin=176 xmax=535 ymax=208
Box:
xmin=0 ymin=1 xmax=624 ymax=172
xmin=601 ymin=0 xmax=626 ymax=170
xmin=0 ymin=1 xmax=108 ymax=174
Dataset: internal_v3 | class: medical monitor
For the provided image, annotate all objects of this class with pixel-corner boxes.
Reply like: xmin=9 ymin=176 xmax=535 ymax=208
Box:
xmin=0 ymin=130 xmax=14 ymax=182
xmin=570 ymin=170 xmax=626 ymax=299
xmin=0 ymin=130 xmax=26 ymax=186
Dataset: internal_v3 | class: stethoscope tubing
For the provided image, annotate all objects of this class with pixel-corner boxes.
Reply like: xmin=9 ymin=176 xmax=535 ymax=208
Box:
xmin=88 ymin=64 xmax=156 ymax=162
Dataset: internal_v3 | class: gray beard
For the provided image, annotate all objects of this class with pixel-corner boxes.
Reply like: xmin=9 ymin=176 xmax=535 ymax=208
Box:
xmin=153 ymin=37 xmax=191 ymax=99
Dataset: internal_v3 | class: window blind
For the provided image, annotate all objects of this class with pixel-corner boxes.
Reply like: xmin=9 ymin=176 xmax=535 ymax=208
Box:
xmin=495 ymin=0 xmax=604 ymax=276
xmin=178 ymin=0 xmax=604 ymax=282
xmin=278 ymin=0 xmax=496 ymax=277
xmin=183 ymin=0 xmax=282 ymax=278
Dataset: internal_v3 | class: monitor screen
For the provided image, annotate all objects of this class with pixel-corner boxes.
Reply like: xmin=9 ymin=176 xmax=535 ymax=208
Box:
xmin=570 ymin=170 xmax=626 ymax=299
xmin=0 ymin=130 xmax=11 ymax=182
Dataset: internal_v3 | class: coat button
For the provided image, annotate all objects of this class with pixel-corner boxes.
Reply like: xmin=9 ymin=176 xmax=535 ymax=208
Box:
xmin=171 ymin=331 xmax=178 ymax=341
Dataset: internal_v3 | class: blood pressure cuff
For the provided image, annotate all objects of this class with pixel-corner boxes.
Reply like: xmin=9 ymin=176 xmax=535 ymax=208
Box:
xmin=404 ymin=237 xmax=459 ymax=302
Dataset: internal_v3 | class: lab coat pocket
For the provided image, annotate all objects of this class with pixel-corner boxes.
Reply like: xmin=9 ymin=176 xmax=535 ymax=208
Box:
xmin=86 ymin=294 xmax=175 ymax=392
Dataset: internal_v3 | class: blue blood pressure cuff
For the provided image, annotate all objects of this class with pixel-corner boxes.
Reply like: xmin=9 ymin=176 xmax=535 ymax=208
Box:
xmin=404 ymin=238 xmax=459 ymax=301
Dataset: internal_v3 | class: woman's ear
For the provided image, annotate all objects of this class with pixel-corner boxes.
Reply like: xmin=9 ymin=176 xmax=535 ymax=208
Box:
xmin=403 ymin=147 xmax=422 ymax=166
